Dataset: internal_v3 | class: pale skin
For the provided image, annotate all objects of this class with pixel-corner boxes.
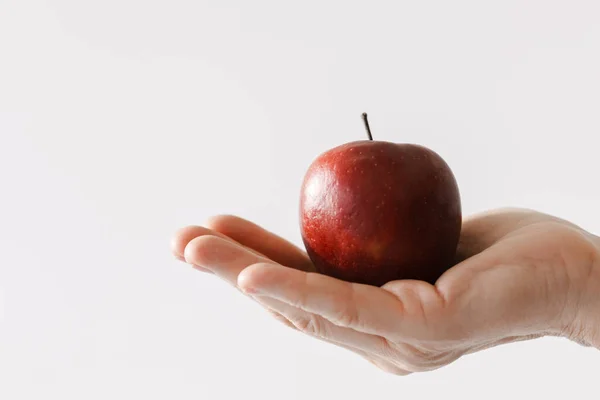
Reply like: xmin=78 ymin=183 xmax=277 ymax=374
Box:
xmin=170 ymin=208 xmax=600 ymax=375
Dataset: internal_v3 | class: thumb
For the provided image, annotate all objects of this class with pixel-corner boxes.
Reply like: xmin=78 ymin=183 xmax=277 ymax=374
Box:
xmin=435 ymin=244 xmax=565 ymax=343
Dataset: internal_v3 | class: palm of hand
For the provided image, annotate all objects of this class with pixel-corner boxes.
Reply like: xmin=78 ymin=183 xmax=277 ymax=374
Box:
xmin=171 ymin=208 xmax=598 ymax=375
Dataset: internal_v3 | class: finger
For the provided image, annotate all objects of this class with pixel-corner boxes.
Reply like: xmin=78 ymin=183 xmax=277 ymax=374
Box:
xmin=455 ymin=208 xmax=581 ymax=262
xmin=251 ymin=295 xmax=410 ymax=376
xmin=237 ymin=263 xmax=407 ymax=338
xmin=250 ymin=293 xmax=394 ymax=358
xmin=184 ymin=235 xmax=274 ymax=284
xmin=171 ymin=225 xmax=264 ymax=260
xmin=169 ymin=227 xmax=213 ymax=272
xmin=172 ymin=225 xmax=272 ymax=275
xmin=171 ymin=226 xmax=230 ymax=274
xmin=436 ymin=234 xmax=571 ymax=341
xmin=179 ymin=232 xmax=408 ymax=373
xmin=253 ymin=290 xmax=436 ymax=374
xmin=455 ymin=209 xmax=528 ymax=262
xmin=205 ymin=215 xmax=315 ymax=272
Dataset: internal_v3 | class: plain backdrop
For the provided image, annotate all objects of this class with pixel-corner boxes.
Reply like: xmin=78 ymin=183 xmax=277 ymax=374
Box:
xmin=1 ymin=1 xmax=600 ymax=399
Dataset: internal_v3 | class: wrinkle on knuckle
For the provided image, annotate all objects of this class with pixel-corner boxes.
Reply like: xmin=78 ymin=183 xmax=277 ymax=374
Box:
xmin=290 ymin=273 xmax=312 ymax=310
xmin=293 ymin=314 xmax=325 ymax=338
xmin=376 ymin=336 xmax=401 ymax=360
xmin=329 ymin=285 xmax=361 ymax=328
xmin=383 ymin=342 xmax=426 ymax=372
xmin=332 ymin=303 xmax=360 ymax=329
xmin=391 ymin=342 xmax=458 ymax=372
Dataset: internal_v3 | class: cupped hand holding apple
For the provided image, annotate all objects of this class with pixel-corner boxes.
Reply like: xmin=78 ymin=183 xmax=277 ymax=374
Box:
xmin=172 ymin=209 xmax=599 ymax=374
xmin=171 ymin=115 xmax=600 ymax=374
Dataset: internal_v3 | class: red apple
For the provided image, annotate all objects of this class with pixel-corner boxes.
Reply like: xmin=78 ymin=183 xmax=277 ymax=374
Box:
xmin=299 ymin=114 xmax=462 ymax=286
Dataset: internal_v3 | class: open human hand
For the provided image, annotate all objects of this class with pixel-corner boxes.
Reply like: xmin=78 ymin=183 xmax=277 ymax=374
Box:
xmin=171 ymin=208 xmax=600 ymax=375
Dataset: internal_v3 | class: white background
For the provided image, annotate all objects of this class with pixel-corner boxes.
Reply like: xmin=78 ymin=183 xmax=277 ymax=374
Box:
xmin=1 ymin=1 xmax=600 ymax=399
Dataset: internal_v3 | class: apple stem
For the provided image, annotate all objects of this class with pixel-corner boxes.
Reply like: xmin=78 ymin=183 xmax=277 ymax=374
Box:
xmin=362 ymin=112 xmax=373 ymax=140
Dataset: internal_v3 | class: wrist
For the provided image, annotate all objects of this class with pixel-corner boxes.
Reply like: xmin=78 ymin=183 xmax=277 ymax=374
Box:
xmin=567 ymin=233 xmax=600 ymax=348
xmin=589 ymin=234 xmax=600 ymax=347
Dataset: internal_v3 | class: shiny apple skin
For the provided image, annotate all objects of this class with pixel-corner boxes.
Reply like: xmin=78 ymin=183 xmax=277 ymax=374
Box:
xmin=299 ymin=140 xmax=462 ymax=287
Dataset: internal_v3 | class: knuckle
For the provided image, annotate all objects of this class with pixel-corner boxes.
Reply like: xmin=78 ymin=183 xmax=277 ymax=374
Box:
xmin=333 ymin=305 xmax=360 ymax=328
xmin=328 ymin=285 xmax=361 ymax=328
